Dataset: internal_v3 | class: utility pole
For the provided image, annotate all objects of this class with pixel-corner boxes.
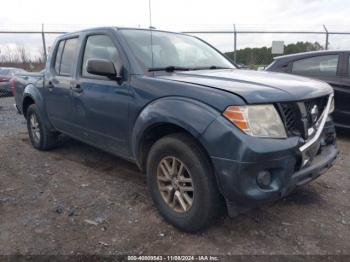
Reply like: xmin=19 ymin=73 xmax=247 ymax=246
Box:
xmin=323 ymin=25 xmax=329 ymax=50
xmin=233 ymin=24 xmax=237 ymax=63
xmin=41 ymin=24 xmax=47 ymax=63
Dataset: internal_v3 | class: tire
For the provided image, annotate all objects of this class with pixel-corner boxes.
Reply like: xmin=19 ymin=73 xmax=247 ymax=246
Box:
xmin=26 ymin=104 xmax=58 ymax=150
xmin=146 ymin=133 xmax=225 ymax=232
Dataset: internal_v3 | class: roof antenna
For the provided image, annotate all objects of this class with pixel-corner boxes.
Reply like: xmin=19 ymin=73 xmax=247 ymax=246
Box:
xmin=149 ymin=0 xmax=154 ymax=68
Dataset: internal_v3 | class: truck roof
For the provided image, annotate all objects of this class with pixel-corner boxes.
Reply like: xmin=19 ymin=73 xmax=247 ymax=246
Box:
xmin=57 ymin=26 xmax=186 ymax=39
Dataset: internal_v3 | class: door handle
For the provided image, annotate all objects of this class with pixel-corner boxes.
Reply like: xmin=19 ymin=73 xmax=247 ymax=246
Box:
xmin=71 ymin=82 xmax=83 ymax=93
xmin=48 ymin=78 xmax=59 ymax=89
xmin=48 ymin=81 xmax=54 ymax=90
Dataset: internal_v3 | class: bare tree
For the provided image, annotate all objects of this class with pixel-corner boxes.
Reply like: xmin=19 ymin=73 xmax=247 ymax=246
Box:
xmin=0 ymin=44 xmax=44 ymax=71
xmin=17 ymin=46 xmax=31 ymax=65
xmin=5 ymin=45 xmax=20 ymax=63
xmin=36 ymin=47 xmax=47 ymax=65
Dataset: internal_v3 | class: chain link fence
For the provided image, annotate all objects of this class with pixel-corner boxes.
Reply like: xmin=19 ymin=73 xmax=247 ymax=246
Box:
xmin=0 ymin=80 xmax=13 ymax=98
xmin=184 ymin=24 xmax=350 ymax=69
xmin=0 ymin=81 xmax=13 ymax=98
xmin=1 ymin=24 xmax=350 ymax=97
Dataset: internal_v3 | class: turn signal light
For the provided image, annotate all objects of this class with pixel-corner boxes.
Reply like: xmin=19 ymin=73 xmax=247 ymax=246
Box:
xmin=223 ymin=106 xmax=249 ymax=132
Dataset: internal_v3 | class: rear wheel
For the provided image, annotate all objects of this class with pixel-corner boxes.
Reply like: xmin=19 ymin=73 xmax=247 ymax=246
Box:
xmin=26 ymin=104 xmax=58 ymax=150
xmin=146 ymin=133 xmax=225 ymax=232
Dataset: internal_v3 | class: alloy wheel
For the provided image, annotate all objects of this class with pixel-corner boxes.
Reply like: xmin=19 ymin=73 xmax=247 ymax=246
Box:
xmin=156 ymin=156 xmax=194 ymax=213
xmin=30 ymin=113 xmax=41 ymax=144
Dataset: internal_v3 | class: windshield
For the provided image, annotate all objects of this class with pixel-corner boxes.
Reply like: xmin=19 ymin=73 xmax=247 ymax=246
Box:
xmin=120 ymin=29 xmax=235 ymax=70
xmin=0 ymin=68 xmax=10 ymax=75
xmin=0 ymin=68 xmax=27 ymax=76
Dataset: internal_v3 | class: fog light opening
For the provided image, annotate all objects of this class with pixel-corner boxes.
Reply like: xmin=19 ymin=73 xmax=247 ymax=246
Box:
xmin=257 ymin=170 xmax=272 ymax=189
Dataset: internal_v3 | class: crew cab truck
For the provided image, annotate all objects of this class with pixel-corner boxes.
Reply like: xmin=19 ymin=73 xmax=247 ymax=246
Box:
xmin=14 ymin=27 xmax=338 ymax=232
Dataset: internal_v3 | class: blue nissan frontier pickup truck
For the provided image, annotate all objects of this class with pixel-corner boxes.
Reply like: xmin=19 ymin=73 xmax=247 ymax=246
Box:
xmin=14 ymin=27 xmax=337 ymax=232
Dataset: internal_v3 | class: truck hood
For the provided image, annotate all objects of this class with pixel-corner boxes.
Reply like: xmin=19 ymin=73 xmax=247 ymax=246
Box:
xmin=157 ymin=69 xmax=333 ymax=103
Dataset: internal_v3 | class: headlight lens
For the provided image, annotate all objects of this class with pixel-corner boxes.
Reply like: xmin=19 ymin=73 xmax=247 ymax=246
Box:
xmin=223 ymin=105 xmax=287 ymax=138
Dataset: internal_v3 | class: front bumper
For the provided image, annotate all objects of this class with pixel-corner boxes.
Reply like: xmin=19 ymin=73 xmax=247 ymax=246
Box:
xmin=283 ymin=144 xmax=337 ymax=192
xmin=201 ymin=114 xmax=338 ymax=216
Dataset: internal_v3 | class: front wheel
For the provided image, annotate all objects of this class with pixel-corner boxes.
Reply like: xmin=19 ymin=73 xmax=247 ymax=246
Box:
xmin=146 ymin=133 xmax=225 ymax=232
xmin=26 ymin=104 xmax=58 ymax=150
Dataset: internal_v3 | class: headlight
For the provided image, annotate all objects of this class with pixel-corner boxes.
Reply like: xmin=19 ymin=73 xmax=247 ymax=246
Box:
xmin=223 ymin=105 xmax=287 ymax=138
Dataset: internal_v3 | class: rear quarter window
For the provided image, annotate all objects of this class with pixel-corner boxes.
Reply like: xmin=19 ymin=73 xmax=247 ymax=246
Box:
xmin=54 ymin=41 xmax=65 ymax=74
xmin=53 ymin=38 xmax=79 ymax=76
xmin=60 ymin=38 xmax=79 ymax=76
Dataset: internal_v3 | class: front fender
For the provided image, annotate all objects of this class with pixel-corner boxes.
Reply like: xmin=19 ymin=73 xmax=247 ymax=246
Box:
xmin=131 ymin=97 xmax=221 ymax=166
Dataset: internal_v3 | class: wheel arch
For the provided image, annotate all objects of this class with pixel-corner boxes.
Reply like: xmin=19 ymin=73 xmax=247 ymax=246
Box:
xmin=22 ymin=84 xmax=55 ymax=131
xmin=22 ymin=95 xmax=35 ymax=118
xmin=131 ymin=97 xmax=221 ymax=171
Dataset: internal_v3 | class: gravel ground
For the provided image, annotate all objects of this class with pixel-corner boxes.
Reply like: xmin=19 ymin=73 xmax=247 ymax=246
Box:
xmin=0 ymin=96 xmax=26 ymax=137
xmin=0 ymin=96 xmax=350 ymax=257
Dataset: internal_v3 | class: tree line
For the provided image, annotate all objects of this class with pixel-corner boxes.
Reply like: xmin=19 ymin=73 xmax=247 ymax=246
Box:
xmin=225 ymin=41 xmax=324 ymax=68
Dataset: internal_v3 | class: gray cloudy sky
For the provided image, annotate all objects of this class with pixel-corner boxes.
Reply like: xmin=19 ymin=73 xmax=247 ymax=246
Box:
xmin=1 ymin=0 xmax=350 ymax=57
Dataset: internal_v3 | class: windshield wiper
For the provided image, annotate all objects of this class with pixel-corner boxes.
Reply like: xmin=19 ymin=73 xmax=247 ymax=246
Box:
xmin=191 ymin=65 xmax=233 ymax=70
xmin=148 ymin=66 xmax=191 ymax=72
xmin=148 ymin=65 xmax=233 ymax=72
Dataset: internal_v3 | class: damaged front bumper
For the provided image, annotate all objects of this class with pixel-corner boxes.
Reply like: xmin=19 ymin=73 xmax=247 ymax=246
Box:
xmin=201 ymin=95 xmax=338 ymax=217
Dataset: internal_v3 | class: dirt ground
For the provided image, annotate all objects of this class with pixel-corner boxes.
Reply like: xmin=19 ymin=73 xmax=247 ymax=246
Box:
xmin=1 ymin=96 xmax=350 ymax=256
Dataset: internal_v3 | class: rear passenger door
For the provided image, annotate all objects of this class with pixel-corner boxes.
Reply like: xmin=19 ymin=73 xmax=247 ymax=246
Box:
xmin=332 ymin=53 xmax=350 ymax=128
xmin=72 ymin=33 xmax=131 ymax=157
xmin=46 ymin=37 xmax=80 ymax=134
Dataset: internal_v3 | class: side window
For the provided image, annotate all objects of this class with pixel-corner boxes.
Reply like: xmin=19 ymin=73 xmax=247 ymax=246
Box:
xmin=60 ymin=38 xmax=79 ymax=76
xmin=54 ymin=40 xmax=65 ymax=74
xmin=82 ymin=35 xmax=120 ymax=79
xmin=279 ymin=63 xmax=289 ymax=72
xmin=291 ymin=55 xmax=339 ymax=77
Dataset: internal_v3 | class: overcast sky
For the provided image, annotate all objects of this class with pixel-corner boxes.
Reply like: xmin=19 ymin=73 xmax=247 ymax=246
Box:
xmin=1 ymin=0 xmax=350 ymax=57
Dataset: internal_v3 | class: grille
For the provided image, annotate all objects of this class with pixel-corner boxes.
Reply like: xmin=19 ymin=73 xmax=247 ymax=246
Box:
xmin=278 ymin=95 xmax=328 ymax=138
xmin=279 ymin=103 xmax=300 ymax=136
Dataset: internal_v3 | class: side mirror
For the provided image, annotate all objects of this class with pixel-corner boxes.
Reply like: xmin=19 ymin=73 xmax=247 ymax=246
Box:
xmin=86 ymin=59 xmax=120 ymax=79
